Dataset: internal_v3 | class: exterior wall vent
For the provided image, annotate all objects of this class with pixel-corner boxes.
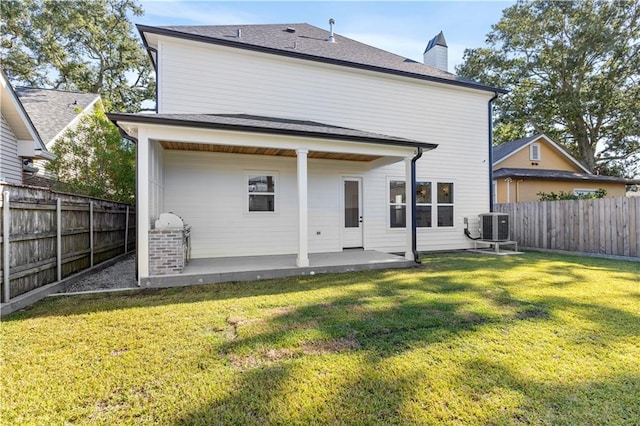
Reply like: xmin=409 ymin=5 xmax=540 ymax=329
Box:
xmin=479 ymin=213 xmax=510 ymax=241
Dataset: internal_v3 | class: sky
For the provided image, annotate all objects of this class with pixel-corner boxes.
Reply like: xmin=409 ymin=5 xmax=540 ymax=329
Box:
xmin=136 ymin=1 xmax=514 ymax=72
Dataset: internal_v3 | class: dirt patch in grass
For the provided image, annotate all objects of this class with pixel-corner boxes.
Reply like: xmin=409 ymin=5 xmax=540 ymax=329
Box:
xmin=301 ymin=337 xmax=360 ymax=355
xmin=227 ymin=337 xmax=361 ymax=369
xmin=515 ymin=307 xmax=549 ymax=320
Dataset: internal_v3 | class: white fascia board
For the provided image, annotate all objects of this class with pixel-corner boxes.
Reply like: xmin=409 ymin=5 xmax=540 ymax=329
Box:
xmin=0 ymin=73 xmax=44 ymax=148
xmin=17 ymin=140 xmax=56 ymax=160
xmin=17 ymin=139 xmax=37 ymax=157
xmin=35 ymin=149 xmax=56 ymax=160
xmin=124 ymin=122 xmax=419 ymax=159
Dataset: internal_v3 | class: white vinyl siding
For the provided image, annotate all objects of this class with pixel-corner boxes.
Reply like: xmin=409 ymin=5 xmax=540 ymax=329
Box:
xmin=163 ymin=150 xmax=373 ymax=258
xmin=154 ymin=36 xmax=493 ymax=255
xmin=162 ymin=150 xmax=484 ymax=258
xmin=1 ymin=116 xmax=24 ymax=184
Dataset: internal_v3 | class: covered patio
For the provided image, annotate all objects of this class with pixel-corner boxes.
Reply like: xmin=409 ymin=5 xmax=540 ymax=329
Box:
xmin=140 ymin=250 xmax=416 ymax=288
xmin=108 ymin=113 xmax=437 ymax=285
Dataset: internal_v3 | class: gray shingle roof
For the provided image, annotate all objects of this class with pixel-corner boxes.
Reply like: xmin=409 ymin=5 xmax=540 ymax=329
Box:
xmin=493 ymin=134 xmax=542 ymax=164
xmin=138 ymin=23 xmax=505 ymax=94
xmin=107 ymin=113 xmax=438 ymax=150
xmin=493 ymin=168 xmax=640 ymax=185
xmin=15 ymin=87 xmax=100 ymax=145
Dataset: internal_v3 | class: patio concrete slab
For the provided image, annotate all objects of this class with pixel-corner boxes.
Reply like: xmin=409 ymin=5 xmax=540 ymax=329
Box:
xmin=141 ymin=250 xmax=416 ymax=288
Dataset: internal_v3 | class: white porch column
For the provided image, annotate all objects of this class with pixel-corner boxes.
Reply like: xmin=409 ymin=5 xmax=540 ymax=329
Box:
xmin=137 ymin=128 xmax=150 ymax=280
xmin=405 ymin=157 xmax=413 ymax=261
xmin=296 ymin=149 xmax=309 ymax=267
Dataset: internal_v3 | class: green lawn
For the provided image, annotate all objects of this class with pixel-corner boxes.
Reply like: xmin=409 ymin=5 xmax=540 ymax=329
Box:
xmin=1 ymin=252 xmax=639 ymax=425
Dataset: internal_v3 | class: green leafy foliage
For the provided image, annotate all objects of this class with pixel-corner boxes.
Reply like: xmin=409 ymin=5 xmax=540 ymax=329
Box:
xmin=0 ymin=0 xmax=154 ymax=112
xmin=47 ymin=103 xmax=135 ymax=203
xmin=537 ymin=188 xmax=607 ymax=201
xmin=457 ymin=0 xmax=640 ymax=177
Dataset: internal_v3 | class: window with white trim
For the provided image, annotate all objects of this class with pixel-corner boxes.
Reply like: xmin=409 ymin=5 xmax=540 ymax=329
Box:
xmin=437 ymin=182 xmax=454 ymax=227
xmin=248 ymin=174 xmax=275 ymax=212
xmin=388 ymin=180 xmax=433 ymax=228
xmin=530 ymin=143 xmax=541 ymax=161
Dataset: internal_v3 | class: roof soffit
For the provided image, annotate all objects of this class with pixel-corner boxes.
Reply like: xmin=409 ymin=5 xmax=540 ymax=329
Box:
xmin=109 ymin=114 xmax=436 ymax=157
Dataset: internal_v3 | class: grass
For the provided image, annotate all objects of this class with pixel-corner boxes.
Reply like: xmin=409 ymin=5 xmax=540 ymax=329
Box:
xmin=1 ymin=251 xmax=639 ymax=425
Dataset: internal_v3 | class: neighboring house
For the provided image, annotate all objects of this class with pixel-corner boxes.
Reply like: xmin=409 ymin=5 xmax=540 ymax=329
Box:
xmin=0 ymin=70 xmax=55 ymax=185
xmin=14 ymin=87 xmax=100 ymax=186
xmin=493 ymin=134 xmax=640 ymax=203
xmin=108 ymin=22 xmax=505 ymax=283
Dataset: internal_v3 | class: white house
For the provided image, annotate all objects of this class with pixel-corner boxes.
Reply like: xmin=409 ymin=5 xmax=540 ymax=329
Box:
xmin=108 ymin=23 xmax=505 ymax=285
xmin=0 ymin=70 xmax=55 ymax=185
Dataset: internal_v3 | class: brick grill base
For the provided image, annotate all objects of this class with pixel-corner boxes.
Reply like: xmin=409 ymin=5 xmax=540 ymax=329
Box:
xmin=149 ymin=228 xmax=186 ymax=275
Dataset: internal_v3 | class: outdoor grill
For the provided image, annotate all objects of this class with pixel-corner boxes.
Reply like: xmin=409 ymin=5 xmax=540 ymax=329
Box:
xmin=150 ymin=212 xmax=191 ymax=275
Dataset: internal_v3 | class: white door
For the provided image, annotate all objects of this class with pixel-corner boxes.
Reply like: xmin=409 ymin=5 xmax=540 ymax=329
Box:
xmin=342 ymin=177 xmax=363 ymax=248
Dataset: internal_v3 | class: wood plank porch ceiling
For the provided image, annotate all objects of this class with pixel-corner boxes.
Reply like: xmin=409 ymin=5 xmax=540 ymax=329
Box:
xmin=160 ymin=141 xmax=382 ymax=162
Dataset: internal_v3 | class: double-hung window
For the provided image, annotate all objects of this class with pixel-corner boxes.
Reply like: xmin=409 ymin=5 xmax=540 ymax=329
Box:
xmin=436 ymin=182 xmax=454 ymax=227
xmin=248 ymin=174 xmax=276 ymax=212
xmin=388 ymin=180 xmax=433 ymax=228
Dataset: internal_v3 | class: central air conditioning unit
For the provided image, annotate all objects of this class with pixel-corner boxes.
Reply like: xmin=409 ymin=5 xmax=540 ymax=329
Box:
xmin=479 ymin=213 xmax=510 ymax=241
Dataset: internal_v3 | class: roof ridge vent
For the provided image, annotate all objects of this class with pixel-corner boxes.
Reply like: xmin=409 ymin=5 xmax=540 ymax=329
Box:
xmin=327 ymin=18 xmax=336 ymax=43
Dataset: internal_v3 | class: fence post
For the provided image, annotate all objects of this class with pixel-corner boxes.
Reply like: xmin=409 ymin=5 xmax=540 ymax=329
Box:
xmin=3 ymin=191 xmax=10 ymax=303
xmin=89 ymin=201 xmax=94 ymax=268
xmin=124 ymin=206 xmax=129 ymax=254
xmin=57 ymin=198 xmax=62 ymax=282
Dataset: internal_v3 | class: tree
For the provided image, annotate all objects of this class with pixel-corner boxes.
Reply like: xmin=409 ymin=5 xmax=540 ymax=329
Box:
xmin=47 ymin=104 xmax=135 ymax=203
xmin=457 ymin=0 xmax=640 ymax=177
xmin=1 ymin=0 xmax=154 ymax=112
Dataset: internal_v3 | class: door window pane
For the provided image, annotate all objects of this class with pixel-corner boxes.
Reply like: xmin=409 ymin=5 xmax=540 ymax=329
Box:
xmin=344 ymin=180 xmax=359 ymax=228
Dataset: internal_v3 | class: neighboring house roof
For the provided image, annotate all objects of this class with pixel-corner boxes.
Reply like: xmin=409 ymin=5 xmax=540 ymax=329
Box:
xmin=138 ymin=23 xmax=506 ymax=95
xmin=107 ymin=113 xmax=438 ymax=150
xmin=424 ymin=31 xmax=447 ymax=53
xmin=493 ymin=168 xmax=640 ymax=185
xmin=15 ymin=87 xmax=100 ymax=146
xmin=493 ymin=133 xmax=591 ymax=174
xmin=0 ymin=70 xmax=52 ymax=159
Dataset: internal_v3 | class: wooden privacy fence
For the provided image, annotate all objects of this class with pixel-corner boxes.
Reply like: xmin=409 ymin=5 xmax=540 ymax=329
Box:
xmin=0 ymin=184 xmax=136 ymax=303
xmin=495 ymin=197 xmax=640 ymax=258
